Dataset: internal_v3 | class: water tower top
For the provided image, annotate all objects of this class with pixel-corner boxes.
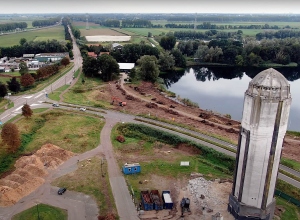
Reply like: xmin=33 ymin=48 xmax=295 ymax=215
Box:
xmin=247 ymin=68 xmax=291 ymax=99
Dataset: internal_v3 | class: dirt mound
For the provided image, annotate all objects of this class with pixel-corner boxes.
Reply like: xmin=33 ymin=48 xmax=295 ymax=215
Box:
xmin=0 ymin=144 xmax=74 ymax=207
xmin=0 ymin=179 xmax=20 ymax=189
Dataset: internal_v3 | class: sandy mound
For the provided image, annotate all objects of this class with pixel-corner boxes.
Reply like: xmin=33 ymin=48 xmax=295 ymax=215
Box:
xmin=0 ymin=144 xmax=74 ymax=207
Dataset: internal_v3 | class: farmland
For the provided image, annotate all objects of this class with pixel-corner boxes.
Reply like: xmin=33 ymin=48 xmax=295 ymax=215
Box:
xmin=0 ymin=26 xmax=65 ymax=47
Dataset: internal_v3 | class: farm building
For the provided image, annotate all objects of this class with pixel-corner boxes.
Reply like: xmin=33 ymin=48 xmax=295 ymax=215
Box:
xmin=122 ymin=163 xmax=141 ymax=175
xmin=35 ymin=52 xmax=69 ymax=62
xmin=112 ymin=43 xmax=123 ymax=50
xmin=118 ymin=63 xmax=135 ymax=72
xmin=23 ymin=54 xmax=35 ymax=59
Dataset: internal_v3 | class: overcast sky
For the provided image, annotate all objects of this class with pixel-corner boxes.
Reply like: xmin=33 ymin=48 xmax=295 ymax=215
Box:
xmin=1 ymin=0 xmax=300 ymax=14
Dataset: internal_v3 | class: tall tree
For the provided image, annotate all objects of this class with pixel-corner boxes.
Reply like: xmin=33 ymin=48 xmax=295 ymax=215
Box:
xmin=19 ymin=62 xmax=28 ymax=76
xmin=0 ymin=83 xmax=7 ymax=98
xmin=158 ymin=51 xmax=175 ymax=72
xmin=159 ymin=36 xmax=176 ymax=51
xmin=171 ymin=49 xmax=186 ymax=68
xmin=1 ymin=123 xmax=21 ymax=153
xmin=82 ymin=57 xmax=100 ymax=77
xmin=98 ymin=54 xmax=120 ymax=82
xmin=20 ymin=73 xmax=35 ymax=88
xmin=60 ymin=57 xmax=70 ymax=67
xmin=22 ymin=104 xmax=33 ymax=119
xmin=137 ymin=55 xmax=160 ymax=82
xmin=7 ymin=77 xmax=21 ymax=93
xmin=19 ymin=38 xmax=27 ymax=46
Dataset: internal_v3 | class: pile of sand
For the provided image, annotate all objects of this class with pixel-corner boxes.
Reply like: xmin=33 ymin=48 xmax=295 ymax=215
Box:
xmin=0 ymin=144 xmax=74 ymax=207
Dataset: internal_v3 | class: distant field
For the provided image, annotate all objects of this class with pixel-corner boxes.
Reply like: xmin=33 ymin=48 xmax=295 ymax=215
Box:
xmin=0 ymin=26 xmax=65 ymax=47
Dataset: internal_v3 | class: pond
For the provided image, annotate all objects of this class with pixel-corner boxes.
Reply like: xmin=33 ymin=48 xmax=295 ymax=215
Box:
xmin=162 ymin=66 xmax=300 ymax=131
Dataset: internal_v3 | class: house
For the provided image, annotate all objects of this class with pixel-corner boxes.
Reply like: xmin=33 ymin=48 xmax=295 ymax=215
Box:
xmin=122 ymin=163 xmax=141 ymax=175
xmin=99 ymin=52 xmax=110 ymax=56
xmin=87 ymin=52 xmax=97 ymax=58
xmin=112 ymin=43 xmax=123 ymax=50
xmin=0 ymin=67 xmax=5 ymax=73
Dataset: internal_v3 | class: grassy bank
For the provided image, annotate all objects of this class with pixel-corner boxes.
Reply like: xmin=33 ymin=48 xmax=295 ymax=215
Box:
xmin=0 ymin=110 xmax=104 ymax=176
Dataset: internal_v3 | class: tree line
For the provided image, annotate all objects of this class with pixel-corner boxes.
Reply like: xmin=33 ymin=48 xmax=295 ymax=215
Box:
xmin=167 ymin=14 xmax=300 ymax=22
xmin=0 ymin=39 xmax=70 ymax=58
xmin=32 ymin=17 xmax=60 ymax=27
xmin=0 ymin=22 xmax=27 ymax=32
xmin=165 ymin=22 xmax=282 ymax=30
xmin=177 ymin=37 xmax=300 ymax=66
xmin=256 ymin=30 xmax=300 ymax=40
xmin=173 ymin=30 xmax=241 ymax=40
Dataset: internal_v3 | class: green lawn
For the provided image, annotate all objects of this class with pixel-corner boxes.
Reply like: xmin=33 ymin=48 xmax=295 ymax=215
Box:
xmin=276 ymin=197 xmax=300 ymax=220
xmin=0 ymin=26 xmax=65 ymax=47
xmin=48 ymin=85 xmax=70 ymax=101
xmin=12 ymin=203 xmax=67 ymax=220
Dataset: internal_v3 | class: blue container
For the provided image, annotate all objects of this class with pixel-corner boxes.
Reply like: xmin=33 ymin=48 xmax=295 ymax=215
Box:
xmin=150 ymin=190 xmax=163 ymax=210
xmin=122 ymin=163 xmax=141 ymax=175
xmin=141 ymin=190 xmax=153 ymax=211
xmin=162 ymin=191 xmax=173 ymax=209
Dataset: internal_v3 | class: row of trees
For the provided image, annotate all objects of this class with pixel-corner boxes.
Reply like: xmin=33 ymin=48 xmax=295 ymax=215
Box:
xmin=177 ymin=37 xmax=300 ymax=66
xmin=167 ymin=14 xmax=300 ymax=22
xmin=173 ymin=30 xmax=240 ymax=40
xmin=0 ymin=22 xmax=27 ymax=32
xmin=121 ymin=19 xmax=152 ymax=28
xmin=101 ymin=19 xmax=120 ymax=27
xmin=165 ymin=22 xmax=282 ymax=30
xmin=0 ymin=39 xmax=69 ymax=58
xmin=256 ymin=30 xmax=300 ymax=40
xmin=32 ymin=17 xmax=60 ymax=27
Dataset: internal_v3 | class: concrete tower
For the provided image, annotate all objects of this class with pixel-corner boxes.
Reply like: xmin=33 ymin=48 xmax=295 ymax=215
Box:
xmin=228 ymin=68 xmax=292 ymax=220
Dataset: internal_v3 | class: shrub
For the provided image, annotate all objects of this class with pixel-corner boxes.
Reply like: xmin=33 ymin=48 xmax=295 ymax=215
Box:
xmin=116 ymin=135 xmax=125 ymax=143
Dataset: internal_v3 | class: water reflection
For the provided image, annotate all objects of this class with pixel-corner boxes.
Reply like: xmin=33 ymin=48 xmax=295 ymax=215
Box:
xmin=161 ymin=66 xmax=300 ymax=131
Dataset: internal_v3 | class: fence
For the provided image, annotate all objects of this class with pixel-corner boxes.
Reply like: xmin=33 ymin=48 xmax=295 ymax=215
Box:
xmin=275 ymin=189 xmax=300 ymax=207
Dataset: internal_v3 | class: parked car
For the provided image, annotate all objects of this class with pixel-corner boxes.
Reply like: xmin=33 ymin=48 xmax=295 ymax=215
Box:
xmin=58 ymin=187 xmax=66 ymax=195
xmin=52 ymin=103 xmax=60 ymax=107
xmin=79 ymin=107 xmax=86 ymax=111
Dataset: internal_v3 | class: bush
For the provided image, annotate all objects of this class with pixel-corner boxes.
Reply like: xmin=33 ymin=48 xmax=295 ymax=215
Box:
xmin=116 ymin=135 xmax=125 ymax=143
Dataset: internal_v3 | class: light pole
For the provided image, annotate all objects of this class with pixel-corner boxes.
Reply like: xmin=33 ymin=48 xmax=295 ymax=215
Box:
xmin=36 ymin=203 xmax=40 ymax=220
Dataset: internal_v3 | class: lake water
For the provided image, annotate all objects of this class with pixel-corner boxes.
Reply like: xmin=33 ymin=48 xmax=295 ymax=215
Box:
xmin=162 ymin=66 xmax=300 ymax=131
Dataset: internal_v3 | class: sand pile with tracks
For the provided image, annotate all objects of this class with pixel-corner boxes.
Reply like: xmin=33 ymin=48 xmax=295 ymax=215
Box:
xmin=0 ymin=144 xmax=73 ymax=207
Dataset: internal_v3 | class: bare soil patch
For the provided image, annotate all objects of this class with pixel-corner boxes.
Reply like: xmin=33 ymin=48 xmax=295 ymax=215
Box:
xmin=0 ymin=144 xmax=73 ymax=207
xmin=105 ymin=78 xmax=300 ymax=163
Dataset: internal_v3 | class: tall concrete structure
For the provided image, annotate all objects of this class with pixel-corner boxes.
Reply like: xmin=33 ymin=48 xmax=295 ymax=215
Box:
xmin=228 ymin=68 xmax=292 ymax=220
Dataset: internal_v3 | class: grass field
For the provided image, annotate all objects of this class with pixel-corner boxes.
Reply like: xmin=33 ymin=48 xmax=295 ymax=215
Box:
xmin=276 ymin=197 xmax=300 ymax=220
xmin=62 ymin=77 xmax=107 ymax=108
xmin=52 ymin=156 xmax=117 ymax=218
xmin=0 ymin=26 xmax=65 ymax=47
xmin=12 ymin=203 xmax=67 ymax=220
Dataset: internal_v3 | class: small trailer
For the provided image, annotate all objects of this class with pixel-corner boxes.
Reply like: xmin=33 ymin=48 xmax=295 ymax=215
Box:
xmin=141 ymin=190 xmax=153 ymax=211
xmin=162 ymin=190 xmax=173 ymax=209
xmin=122 ymin=163 xmax=141 ymax=175
xmin=150 ymin=190 xmax=163 ymax=210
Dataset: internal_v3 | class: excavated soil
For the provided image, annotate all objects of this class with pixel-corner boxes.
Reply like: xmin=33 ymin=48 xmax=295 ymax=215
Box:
xmin=0 ymin=143 xmax=73 ymax=207
xmin=104 ymin=78 xmax=300 ymax=162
